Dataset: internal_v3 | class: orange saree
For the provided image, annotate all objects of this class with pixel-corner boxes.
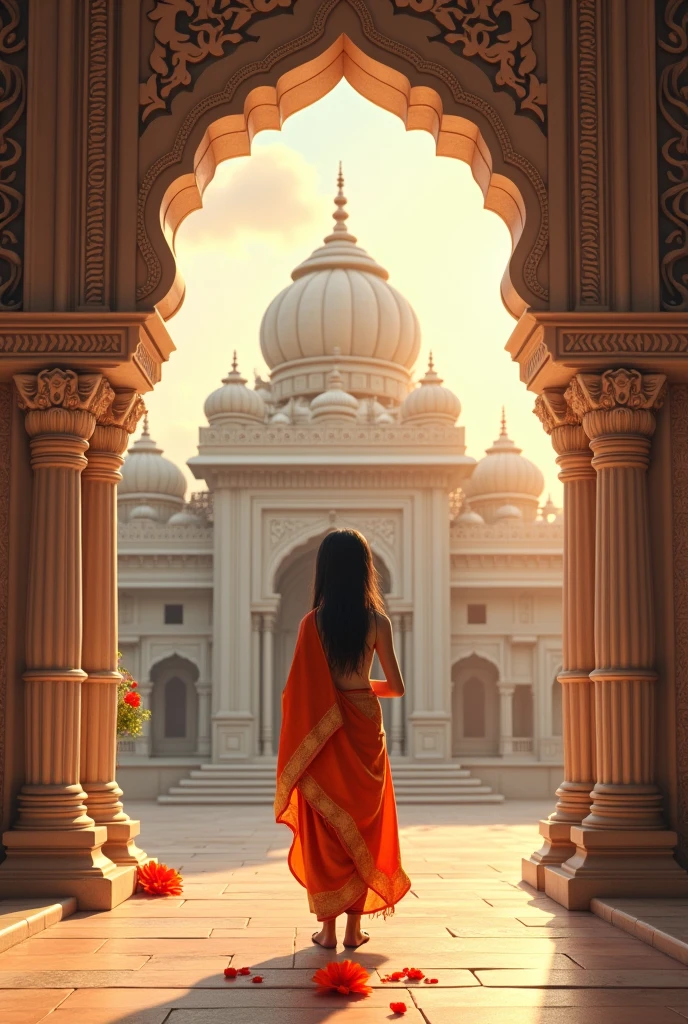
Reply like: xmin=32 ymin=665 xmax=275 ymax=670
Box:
xmin=274 ymin=609 xmax=410 ymax=921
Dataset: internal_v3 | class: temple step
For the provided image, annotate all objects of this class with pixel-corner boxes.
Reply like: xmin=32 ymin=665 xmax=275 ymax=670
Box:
xmin=158 ymin=761 xmax=504 ymax=805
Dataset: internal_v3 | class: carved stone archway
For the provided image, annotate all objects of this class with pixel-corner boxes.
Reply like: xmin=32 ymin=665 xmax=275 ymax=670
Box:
xmin=0 ymin=0 xmax=687 ymax=914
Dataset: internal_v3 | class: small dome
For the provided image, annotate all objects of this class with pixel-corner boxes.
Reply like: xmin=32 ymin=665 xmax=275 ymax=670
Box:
xmin=310 ymin=358 xmax=359 ymax=423
xmin=270 ymin=408 xmax=291 ymax=424
xmin=259 ymin=166 xmax=420 ymax=403
xmin=465 ymin=410 xmax=544 ymax=523
xmin=494 ymin=503 xmax=523 ymax=521
xmin=129 ymin=504 xmax=158 ymax=521
xmin=541 ymin=494 xmax=559 ymax=522
xmin=119 ymin=417 xmax=187 ymax=502
xmin=204 ymin=354 xmax=265 ymax=424
xmin=400 ymin=354 xmax=461 ymax=426
xmin=456 ymin=508 xmax=485 ymax=525
xmin=168 ymin=509 xmax=201 ymax=525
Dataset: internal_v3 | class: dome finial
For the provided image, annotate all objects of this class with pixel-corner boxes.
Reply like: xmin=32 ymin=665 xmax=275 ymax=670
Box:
xmin=428 ymin=351 xmax=434 ymax=373
xmin=142 ymin=413 xmax=150 ymax=437
xmin=332 ymin=162 xmax=349 ymax=236
xmin=500 ymin=406 xmax=508 ymax=437
xmin=232 ymin=350 xmax=238 ymax=373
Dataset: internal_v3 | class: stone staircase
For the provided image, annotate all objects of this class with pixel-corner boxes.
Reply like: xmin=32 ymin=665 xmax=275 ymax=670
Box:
xmin=158 ymin=759 xmax=504 ymax=805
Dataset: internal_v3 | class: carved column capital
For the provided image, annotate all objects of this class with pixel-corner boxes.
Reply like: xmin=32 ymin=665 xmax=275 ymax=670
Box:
xmin=263 ymin=611 xmax=278 ymax=633
xmin=565 ymin=369 xmax=667 ymax=445
xmin=14 ymin=368 xmax=114 ymax=438
xmin=86 ymin=390 xmax=146 ymax=482
xmin=251 ymin=611 xmax=263 ymax=632
xmin=534 ymin=387 xmax=592 ymax=475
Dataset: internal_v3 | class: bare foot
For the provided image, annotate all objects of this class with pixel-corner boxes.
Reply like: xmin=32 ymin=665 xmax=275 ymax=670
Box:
xmin=343 ymin=913 xmax=370 ymax=948
xmin=312 ymin=922 xmax=337 ymax=948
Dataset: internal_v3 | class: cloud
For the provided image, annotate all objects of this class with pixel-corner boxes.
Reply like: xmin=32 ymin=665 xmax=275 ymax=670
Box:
xmin=177 ymin=145 xmax=326 ymax=251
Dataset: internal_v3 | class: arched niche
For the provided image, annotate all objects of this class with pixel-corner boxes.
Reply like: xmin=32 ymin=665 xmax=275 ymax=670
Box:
xmin=150 ymin=653 xmax=200 ymax=756
xmin=137 ymin=13 xmax=548 ymax=322
xmin=513 ymin=684 xmax=534 ymax=739
xmin=451 ymin=654 xmax=499 ymax=757
xmin=271 ymin=529 xmax=392 ymax=753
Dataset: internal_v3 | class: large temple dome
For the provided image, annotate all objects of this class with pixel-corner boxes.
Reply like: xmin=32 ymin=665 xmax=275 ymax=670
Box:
xmin=463 ymin=411 xmax=544 ymax=523
xmin=259 ymin=167 xmax=421 ymax=405
xmin=118 ymin=416 xmax=187 ymax=522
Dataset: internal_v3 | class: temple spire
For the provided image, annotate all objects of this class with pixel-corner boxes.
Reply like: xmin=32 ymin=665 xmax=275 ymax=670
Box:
xmin=232 ymin=350 xmax=238 ymax=373
xmin=142 ymin=413 xmax=150 ymax=437
xmin=500 ymin=406 xmax=508 ymax=437
xmin=325 ymin=162 xmax=357 ymax=244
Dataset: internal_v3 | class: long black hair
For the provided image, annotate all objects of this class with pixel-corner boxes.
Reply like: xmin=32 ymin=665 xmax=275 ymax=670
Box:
xmin=312 ymin=529 xmax=385 ymax=676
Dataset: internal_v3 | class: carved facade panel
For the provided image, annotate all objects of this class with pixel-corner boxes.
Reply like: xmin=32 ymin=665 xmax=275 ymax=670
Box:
xmin=574 ymin=0 xmax=604 ymax=307
xmin=82 ymin=0 xmax=110 ymax=308
xmin=0 ymin=0 xmax=27 ymax=312
xmin=657 ymin=0 xmax=688 ymax=312
xmin=671 ymin=382 xmax=688 ymax=866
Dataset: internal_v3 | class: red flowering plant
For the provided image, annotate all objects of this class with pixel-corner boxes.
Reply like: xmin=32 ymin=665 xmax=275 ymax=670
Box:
xmin=117 ymin=653 xmax=151 ymax=738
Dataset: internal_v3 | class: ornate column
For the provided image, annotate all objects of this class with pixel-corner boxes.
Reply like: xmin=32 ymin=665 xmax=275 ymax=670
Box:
xmin=544 ymin=369 xmax=688 ymax=908
xmin=523 ymin=388 xmax=596 ymax=888
xmin=498 ymin=684 xmax=515 ymax=756
xmin=194 ymin=682 xmax=212 ymax=758
xmin=261 ymin=611 xmax=276 ymax=757
xmin=0 ymin=369 xmax=137 ymax=909
xmin=80 ymin=390 xmax=147 ymax=867
xmin=390 ymin=612 xmax=404 ymax=756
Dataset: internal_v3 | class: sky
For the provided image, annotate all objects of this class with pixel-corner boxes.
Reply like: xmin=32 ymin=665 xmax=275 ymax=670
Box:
xmin=143 ymin=80 xmax=561 ymax=505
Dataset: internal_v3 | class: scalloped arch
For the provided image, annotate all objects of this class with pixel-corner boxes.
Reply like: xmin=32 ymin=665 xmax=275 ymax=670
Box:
xmin=138 ymin=29 xmax=548 ymax=322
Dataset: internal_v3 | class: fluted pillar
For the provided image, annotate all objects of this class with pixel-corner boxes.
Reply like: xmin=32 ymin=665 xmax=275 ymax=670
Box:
xmin=252 ymin=612 xmax=262 ymax=756
xmin=0 ymin=369 xmax=137 ymax=909
xmin=81 ymin=390 xmax=147 ymax=866
xmin=544 ymin=369 xmax=688 ymax=908
xmin=261 ymin=612 xmax=276 ymax=756
xmin=523 ymin=388 xmax=596 ymax=888
xmin=390 ymin=613 xmax=404 ymax=756
xmin=498 ymin=684 xmax=515 ymax=755
xmin=195 ymin=683 xmax=212 ymax=758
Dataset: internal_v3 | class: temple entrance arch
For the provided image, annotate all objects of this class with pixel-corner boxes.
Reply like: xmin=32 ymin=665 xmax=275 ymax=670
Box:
xmin=451 ymin=654 xmax=500 ymax=757
xmin=150 ymin=653 xmax=200 ymax=756
xmin=139 ymin=27 xmax=547 ymax=325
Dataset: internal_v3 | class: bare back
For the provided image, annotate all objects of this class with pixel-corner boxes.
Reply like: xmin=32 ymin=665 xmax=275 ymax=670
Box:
xmin=315 ymin=609 xmax=405 ymax=697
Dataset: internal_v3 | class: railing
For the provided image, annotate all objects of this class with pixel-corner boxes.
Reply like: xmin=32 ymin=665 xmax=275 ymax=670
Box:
xmin=511 ymin=737 xmax=534 ymax=753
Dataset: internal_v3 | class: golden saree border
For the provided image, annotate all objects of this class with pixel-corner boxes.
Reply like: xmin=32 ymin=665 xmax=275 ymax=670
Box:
xmin=298 ymin=772 xmax=411 ymax=912
xmin=307 ymin=873 xmax=368 ymax=919
xmin=274 ymin=702 xmax=343 ymax=819
xmin=342 ymin=689 xmax=383 ymax=724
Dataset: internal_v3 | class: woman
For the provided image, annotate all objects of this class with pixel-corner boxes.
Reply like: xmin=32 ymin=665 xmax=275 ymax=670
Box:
xmin=274 ymin=529 xmax=410 ymax=950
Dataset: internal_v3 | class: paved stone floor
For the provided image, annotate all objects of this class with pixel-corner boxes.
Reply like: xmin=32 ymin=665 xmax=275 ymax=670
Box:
xmin=4 ymin=800 xmax=688 ymax=1023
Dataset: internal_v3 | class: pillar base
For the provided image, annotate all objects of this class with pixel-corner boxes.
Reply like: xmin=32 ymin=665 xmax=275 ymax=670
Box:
xmin=407 ymin=712 xmax=451 ymax=761
xmin=0 ymin=826 xmax=138 ymax=910
xmin=102 ymin=819 xmax=148 ymax=867
xmin=544 ymin=826 xmax=688 ymax=910
xmin=522 ymin=819 xmax=576 ymax=890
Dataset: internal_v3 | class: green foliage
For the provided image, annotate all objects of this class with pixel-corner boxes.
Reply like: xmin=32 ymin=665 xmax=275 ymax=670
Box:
xmin=117 ymin=654 xmax=151 ymax=737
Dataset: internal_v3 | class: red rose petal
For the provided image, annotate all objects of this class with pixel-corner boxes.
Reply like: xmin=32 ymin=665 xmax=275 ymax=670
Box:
xmin=223 ymin=967 xmax=237 ymax=978
xmin=238 ymin=967 xmax=251 ymax=975
xmin=390 ymin=1002 xmax=407 ymax=1014
xmin=252 ymin=975 xmax=263 ymax=983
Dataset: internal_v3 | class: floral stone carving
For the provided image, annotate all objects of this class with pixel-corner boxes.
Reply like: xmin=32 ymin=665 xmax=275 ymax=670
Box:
xmin=139 ymin=0 xmax=297 ymax=124
xmin=392 ymin=0 xmax=547 ymax=126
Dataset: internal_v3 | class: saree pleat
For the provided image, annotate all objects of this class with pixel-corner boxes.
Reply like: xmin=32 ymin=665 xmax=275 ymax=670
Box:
xmin=275 ymin=610 xmax=410 ymax=920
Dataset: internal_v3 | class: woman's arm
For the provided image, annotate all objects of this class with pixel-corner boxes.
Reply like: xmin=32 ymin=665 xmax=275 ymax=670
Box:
xmin=370 ymin=612 xmax=405 ymax=698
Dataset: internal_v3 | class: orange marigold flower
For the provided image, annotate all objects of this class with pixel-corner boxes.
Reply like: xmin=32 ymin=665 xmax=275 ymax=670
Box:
xmin=224 ymin=967 xmax=237 ymax=978
xmin=312 ymin=959 xmax=372 ymax=996
xmin=137 ymin=862 xmax=184 ymax=896
xmin=390 ymin=1002 xmax=408 ymax=1014
xmin=252 ymin=975 xmax=264 ymax=983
